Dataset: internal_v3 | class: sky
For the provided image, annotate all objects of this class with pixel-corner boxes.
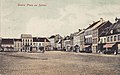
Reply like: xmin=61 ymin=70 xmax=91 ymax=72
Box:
xmin=0 ymin=0 xmax=120 ymax=38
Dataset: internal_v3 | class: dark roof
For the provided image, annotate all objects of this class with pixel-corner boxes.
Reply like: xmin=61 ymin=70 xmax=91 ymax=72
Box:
xmin=1 ymin=39 xmax=14 ymax=44
xmin=14 ymin=39 xmax=22 ymax=41
xmin=100 ymin=19 xmax=120 ymax=36
xmin=94 ymin=21 xmax=112 ymax=30
xmin=33 ymin=37 xmax=50 ymax=42
xmin=49 ymin=34 xmax=62 ymax=39
xmin=63 ymin=36 xmax=70 ymax=40
xmin=49 ymin=35 xmax=56 ymax=39
xmin=106 ymin=19 xmax=120 ymax=35
xmin=86 ymin=21 xmax=100 ymax=29
xmin=94 ymin=22 xmax=106 ymax=30
xmin=112 ymin=21 xmax=120 ymax=30
xmin=55 ymin=39 xmax=62 ymax=43
xmin=99 ymin=24 xmax=113 ymax=37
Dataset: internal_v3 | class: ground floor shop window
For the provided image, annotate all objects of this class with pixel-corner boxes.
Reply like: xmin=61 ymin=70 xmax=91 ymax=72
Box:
xmin=114 ymin=36 xmax=117 ymax=41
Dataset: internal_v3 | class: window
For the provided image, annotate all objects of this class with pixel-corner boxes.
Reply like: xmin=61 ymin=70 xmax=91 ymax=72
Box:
xmin=39 ymin=43 xmax=41 ymax=46
xmin=114 ymin=36 xmax=117 ymax=41
xmin=111 ymin=36 xmax=113 ymax=42
xmin=34 ymin=43 xmax=35 ymax=45
xmin=107 ymin=37 xmax=110 ymax=42
xmin=104 ymin=38 xmax=106 ymax=43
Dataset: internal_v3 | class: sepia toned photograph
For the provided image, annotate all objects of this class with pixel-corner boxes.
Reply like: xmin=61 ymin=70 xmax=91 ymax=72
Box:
xmin=0 ymin=0 xmax=120 ymax=75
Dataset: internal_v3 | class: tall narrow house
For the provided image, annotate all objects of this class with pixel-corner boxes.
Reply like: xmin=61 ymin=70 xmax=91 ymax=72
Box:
xmin=79 ymin=29 xmax=86 ymax=52
xmin=92 ymin=18 xmax=112 ymax=53
xmin=21 ymin=34 xmax=33 ymax=52
xmin=84 ymin=20 xmax=101 ymax=52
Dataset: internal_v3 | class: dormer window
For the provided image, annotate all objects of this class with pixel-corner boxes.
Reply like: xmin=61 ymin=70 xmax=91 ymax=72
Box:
xmin=110 ymin=30 xmax=113 ymax=34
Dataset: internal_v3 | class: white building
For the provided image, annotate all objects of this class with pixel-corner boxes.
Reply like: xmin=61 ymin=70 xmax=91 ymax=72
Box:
xmin=21 ymin=34 xmax=33 ymax=52
xmin=32 ymin=37 xmax=50 ymax=52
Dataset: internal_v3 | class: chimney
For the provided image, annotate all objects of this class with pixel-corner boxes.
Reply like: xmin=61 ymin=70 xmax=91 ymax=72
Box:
xmin=115 ymin=17 xmax=118 ymax=21
xmin=115 ymin=17 xmax=120 ymax=23
xmin=78 ymin=29 xmax=82 ymax=32
xmin=100 ymin=18 xmax=104 ymax=22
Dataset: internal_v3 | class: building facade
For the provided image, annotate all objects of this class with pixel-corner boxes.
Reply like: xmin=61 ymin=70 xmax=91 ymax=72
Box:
xmin=1 ymin=39 xmax=14 ymax=51
xmin=49 ymin=35 xmax=56 ymax=50
xmin=55 ymin=34 xmax=62 ymax=50
xmin=32 ymin=37 xmax=50 ymax=52
xmin=72 ymin=29 xmax=82 ymax=52
xmin=73 ymin=31 xmax=80 ymax=47
xmin=79 ymin=29 xmax=85 ymax=52
xmin=63 ymin=36 xmax=71 ymax=51
xmin=21 ymin=34 xmax=33 ymax=52
xmin=14 ymin=39 xmax=22 ymax=52
xmin=49 ymin=34 xmax=62 ymax=50
xmin=92 ymin=19 xmax=112 ymax=53
xmin=84 ymin=22 xmax=98 ymax=52
xmin=99 ymin=18 xmax=120 ymax=54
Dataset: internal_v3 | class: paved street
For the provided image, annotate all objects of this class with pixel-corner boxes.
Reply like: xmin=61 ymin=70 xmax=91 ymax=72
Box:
xmin=0 ymin=51 xmax=120 ymax=75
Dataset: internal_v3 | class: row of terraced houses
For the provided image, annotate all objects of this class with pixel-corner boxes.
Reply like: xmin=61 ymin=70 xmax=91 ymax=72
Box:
xmin=0 ymin=17 xmax=120 ymax=54
xmin=48 ymin=17 xmax=120 ymax=54
xmin=0 ymin=34 xmax=50 ymax=52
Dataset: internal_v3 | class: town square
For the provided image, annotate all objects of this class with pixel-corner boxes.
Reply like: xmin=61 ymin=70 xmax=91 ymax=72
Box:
xmin=0 ymin=0 xmax=120 ymax=75
xmin=0 ymin=51 xmax=120 ymax=75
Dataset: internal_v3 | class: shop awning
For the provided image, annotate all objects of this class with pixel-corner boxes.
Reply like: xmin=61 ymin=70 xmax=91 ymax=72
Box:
xmin=103 ymin=44 xmax=114 ymax=48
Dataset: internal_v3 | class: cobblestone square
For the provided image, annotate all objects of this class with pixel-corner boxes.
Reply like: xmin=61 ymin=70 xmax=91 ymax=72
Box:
xmin=0 ymin=51 xmax=120 ymax=75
